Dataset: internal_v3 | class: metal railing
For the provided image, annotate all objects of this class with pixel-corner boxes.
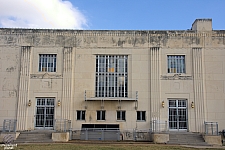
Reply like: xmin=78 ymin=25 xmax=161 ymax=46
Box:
xmin=150 ymin=120 xmax=168 ymax=133
xmin=71 ymin=128 xmax=152 ymax=141
xmin=80 ymin=128 xmax=120 ymax=141
xmin=3 ymin=119 xmax=17 ymax=132
xmin=204 ymin=121 xmax=218 ymax=135
xmin=54 ymin=119 xmax=71 ymax=132
xmin=84 ymin=90 xmax=138 ymax=101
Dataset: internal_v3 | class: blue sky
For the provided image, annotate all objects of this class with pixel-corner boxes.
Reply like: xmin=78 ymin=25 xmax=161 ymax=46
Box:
xmin=71 ymin=0 xmax=225 ymax=30
xmin=0 ymin=0 xmax=224 ymax=30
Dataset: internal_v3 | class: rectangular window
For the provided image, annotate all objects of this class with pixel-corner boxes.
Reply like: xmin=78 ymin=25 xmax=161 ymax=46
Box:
xmin=77 ymin=110 xmax=85 ymax=120
xmin=39 ymin=54 xmax=57 ymax=72
xmin=97 ymin=110 xmax=105 ymax=120
xmin=117 ymin=111 xmax=126 ymax=121
xmin=137 ymin=111 xmax=146 ymax=121
xmin=95 ymin=55 xmax=128 ymax=97
xmin=167 ymin=55 xmax=185 ymax=73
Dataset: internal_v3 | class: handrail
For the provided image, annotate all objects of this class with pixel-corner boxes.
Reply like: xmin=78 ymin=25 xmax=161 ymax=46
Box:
xmin=204 ymin=121 xmax=218 ymax=135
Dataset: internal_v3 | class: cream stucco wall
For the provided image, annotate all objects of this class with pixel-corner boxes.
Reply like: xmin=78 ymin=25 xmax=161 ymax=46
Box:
xmin=0 ymin=19 xmax=225 ymax=133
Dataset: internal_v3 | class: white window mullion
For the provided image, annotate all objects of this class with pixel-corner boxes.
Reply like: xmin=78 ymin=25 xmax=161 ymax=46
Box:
xmin=103 ymin=56 xmax=105 ymax=97
xmin=116 ymin=56 xmax=119 ymax=97
xmin=97 ymin=55 xmax=100 ymax=97
xmin=123 ymin=56 xmax=126 ymax=97
xmin=106 ymin=55 xmax=110 ymax=97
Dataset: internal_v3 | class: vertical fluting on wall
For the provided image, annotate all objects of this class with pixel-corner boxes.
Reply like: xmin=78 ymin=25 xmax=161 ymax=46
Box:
xmin=150 ymin=47 xmax=161 ymax=121
xmin=192 ymin=48 xmax=205 ymax=132
xmin=62 ymin=47 xmax=74 ymax=120
xmin=17 ymin=46 xmax=32 ymax=130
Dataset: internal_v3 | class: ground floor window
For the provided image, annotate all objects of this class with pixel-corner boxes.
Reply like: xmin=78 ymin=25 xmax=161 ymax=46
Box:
xmin=77 ymin=110 xmax=86 ymax=120
xmin=97 ymin=110 xmax=105 ymax=120
xmin=137 ymin=111 xmax=146 ymax=121
xmin=117 ymin=111 xmax=126 ymax=121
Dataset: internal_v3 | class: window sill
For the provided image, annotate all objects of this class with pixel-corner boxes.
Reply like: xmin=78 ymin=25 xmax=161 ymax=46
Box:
xmin=136 ymin=120 xmax=146 ymax=122
xmin=116 ymin=120 xmax=126 ymax=122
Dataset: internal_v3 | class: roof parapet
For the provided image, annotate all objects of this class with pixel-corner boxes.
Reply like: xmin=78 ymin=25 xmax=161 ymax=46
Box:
xmin=191 ymin=19 xmax=212 ymax=31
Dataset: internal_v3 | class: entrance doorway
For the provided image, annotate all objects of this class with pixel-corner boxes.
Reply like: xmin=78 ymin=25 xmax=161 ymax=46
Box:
xmin=168 ymin=99 xmax=187 ymax=131
xmin=35 ymin=98 xmax=55 ymax=129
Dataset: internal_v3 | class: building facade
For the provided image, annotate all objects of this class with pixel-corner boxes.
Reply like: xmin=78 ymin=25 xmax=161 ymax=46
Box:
xmin=0 ymin=19 xmax=225 ymax=133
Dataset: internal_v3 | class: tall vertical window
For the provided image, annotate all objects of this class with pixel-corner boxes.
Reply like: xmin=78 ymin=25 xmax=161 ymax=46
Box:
xmin=39 ymin=54 xmax=57 ymax=72
xmin=167 ymin=55 xmax=185 ymax=73
xmin=117 ymin=111 xmax=126 ymax=121
xmin=96 ymin=55 xmax=128 ymax=97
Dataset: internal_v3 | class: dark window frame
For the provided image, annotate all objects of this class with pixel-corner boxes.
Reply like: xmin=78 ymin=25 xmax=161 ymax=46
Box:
xmin=77 ymin=110 xmax=86 ymax=121
xmin=97 ymin=110 xmax=106 ymax=120
xmin=137 ymin=111 xmax=146 ymax=121
xmin=117 ymin=110 xmax=126 ymax=121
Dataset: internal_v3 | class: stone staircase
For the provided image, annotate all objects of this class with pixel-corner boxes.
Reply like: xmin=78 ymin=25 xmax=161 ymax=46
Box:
xmin=15 ymin=130 xmax=54 ymax=143
xmin=167 ymin=132 xmax=211 ymax=146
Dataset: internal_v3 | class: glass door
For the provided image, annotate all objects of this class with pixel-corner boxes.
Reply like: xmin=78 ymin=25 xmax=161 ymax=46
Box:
xmin=169 ymin=99 xmax=187 ymax=131
xmin=35 ymin=98 xmax=55 ymax=129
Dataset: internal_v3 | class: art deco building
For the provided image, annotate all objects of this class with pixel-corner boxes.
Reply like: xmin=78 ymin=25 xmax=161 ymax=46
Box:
xmin=0 ymin=19 xmax=225 ymax=135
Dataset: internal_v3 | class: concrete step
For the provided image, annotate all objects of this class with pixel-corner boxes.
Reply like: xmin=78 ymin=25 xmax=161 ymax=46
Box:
xmin=168 ymin=132 xmax=211 ymax=146
xmin=15 ymin=131 xmax=54 ymax=143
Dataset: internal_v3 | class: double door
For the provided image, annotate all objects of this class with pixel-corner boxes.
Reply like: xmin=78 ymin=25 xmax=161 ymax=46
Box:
xmin=168 ymin=99 xmax=187 ymax=131
xmin=35 ymin=98 xmax=55 ymax=129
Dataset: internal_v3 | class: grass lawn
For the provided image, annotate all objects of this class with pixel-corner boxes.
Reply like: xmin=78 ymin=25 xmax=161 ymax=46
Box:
xmin=8 ymin=143 xmax=223 ymax=150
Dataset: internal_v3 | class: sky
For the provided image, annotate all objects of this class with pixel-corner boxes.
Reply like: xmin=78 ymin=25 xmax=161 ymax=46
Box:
xmin=0 ymin=0 xmax=224 ymax=30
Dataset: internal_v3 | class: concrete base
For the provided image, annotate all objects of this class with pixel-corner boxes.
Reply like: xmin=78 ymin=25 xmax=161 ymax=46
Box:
xmin=204 ymin=135 xmax=222 ymax=146
xmin=152 ymin=133 xmax=169 ymax=144
xmin=52 ymin=132 xmax=69 ymax=142
xmin=0 ymin=132 xmax=20 ymax=142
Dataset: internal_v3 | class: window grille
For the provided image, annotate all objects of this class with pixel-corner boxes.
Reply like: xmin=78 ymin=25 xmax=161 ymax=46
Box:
xmin=39 ymin=54 xmax=57 ymax=72
xmin=167 ymin=55 xmax=185 ymax=73
xmin=95 ymin=55 xmax=128 ymax=97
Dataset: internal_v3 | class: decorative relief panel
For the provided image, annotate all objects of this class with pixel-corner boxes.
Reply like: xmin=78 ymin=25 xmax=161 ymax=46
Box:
xmin=55 ymin=35 xmax=65 ymax=46
xmin=30 ymin=73 xmax=63 ymax=79
xmin=42 ymin=35 xmax=56 ymax=45
xmin=0 ymin=29 xmax=224 ymax=48
xmin=0 ymin=35 xmax=17 ymax=45
xmin=161 ymin=74 xmax=192 ymax=80
xmin=41 ymin=79 xmax=52 ymax=88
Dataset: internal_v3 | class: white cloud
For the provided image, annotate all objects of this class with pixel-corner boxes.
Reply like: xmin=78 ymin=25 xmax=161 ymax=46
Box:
xmin=0 ymin=0 xmax=87 ymax=29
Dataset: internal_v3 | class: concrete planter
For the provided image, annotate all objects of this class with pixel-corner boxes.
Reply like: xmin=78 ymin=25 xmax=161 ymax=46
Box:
xmin=52 ymin=132 xmax=69 ymax=142
xmin=203 ymin=135 xmax=222 ymax=146
xmin=152 ymin=133 xmax=169 ymax=144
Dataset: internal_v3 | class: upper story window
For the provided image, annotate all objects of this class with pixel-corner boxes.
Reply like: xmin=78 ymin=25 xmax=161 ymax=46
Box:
xmin=39 ymin=54 xmax=57 ymax=72
xmin=167 ymin=55 xmax=185 ymax=73
xmin=95 ymin=55 xmax=128 ymax=97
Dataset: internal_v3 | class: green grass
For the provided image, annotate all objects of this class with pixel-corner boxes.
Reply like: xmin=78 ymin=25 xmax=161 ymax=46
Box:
xmin=4 ymin=143 xmax=222 ymax=150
